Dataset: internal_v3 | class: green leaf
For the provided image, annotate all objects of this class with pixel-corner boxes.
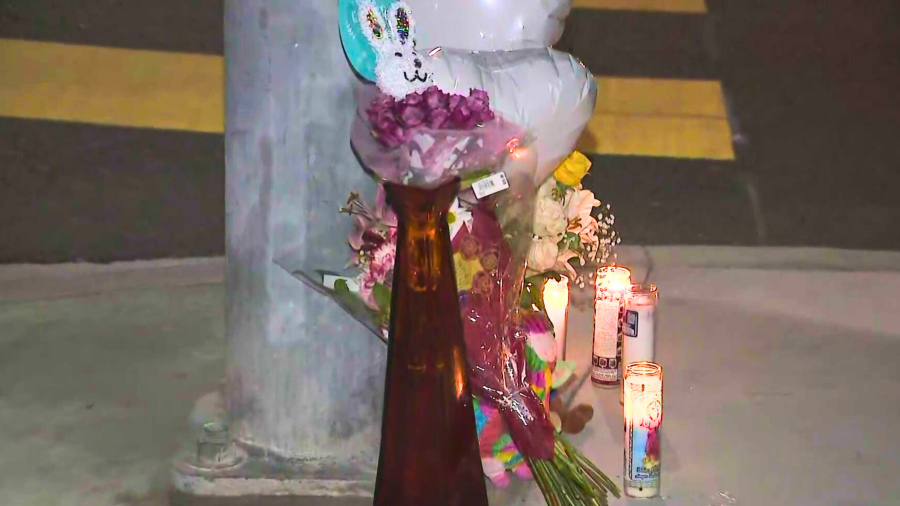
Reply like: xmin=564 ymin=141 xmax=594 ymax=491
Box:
xmin=375 ymin=307 xmax=391 ymax=329
xmin=544 ymin=271 xmax=563 ymax=283
xmin=520 ymin=286 xmax=536 ymax=310
xmin=564 ymin=232 xmax=581 ymax=251
xmin=520 ymin=277 xmax=547 ymax=312
xmin=331 ymin=281 xmax=378 ymax=323
xmin=554 ymin=180 xmax=575 ymax=202
xmin=334 ymin=279 xmax=351 ymax=293
xmin=372 ymin=282 xmax=391 ymax=311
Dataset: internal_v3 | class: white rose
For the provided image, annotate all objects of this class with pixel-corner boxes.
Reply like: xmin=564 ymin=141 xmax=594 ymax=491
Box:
xmin=527 ymin=238 xmax=559 ymax=274
xmin=537 ymin=177 xmax=556 ymax=200
xmin=533 ymin=197 xmax=567 ymax=239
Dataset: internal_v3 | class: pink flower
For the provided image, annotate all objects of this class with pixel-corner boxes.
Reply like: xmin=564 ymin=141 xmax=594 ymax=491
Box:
xmin=424 ymin=86 xmax=449 ymax=110
xmin=366 ymin=87 xmax=496 ymax=148
xmin=403 ymin=92 xmax=424 ymax=107
xmin=394 ymin=91 xmax=426 ymax=128
xmin=373 ymin=116 xmax=406 ymax=148
xmin=358 ymin=240 xmax=396 ymax=310
xmin=367 ymin=94 xmax=395 ymax=121
xmin=357 ymin=276 xmax=377 ymax=309
xmin=468 ymin=88 xmax=489 ymax=108
xmin=346 ymin=186 xmax=397 ymax=256
xmin=427 ymin=109 xmax=450 ymax=129
xmin=397 ymin=102 xmax=425 ymax=127
xmin=374 ymin=185 xmax=398 ymax=228
xmin=467 ymin=88 xmax=495 ymax=124
xmin=450 ymin=100 xmax=476 ymax=129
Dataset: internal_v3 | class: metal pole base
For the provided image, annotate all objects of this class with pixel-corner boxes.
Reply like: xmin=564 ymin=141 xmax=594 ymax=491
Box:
xmin=171 ymin=439 xmax=375 ymax=501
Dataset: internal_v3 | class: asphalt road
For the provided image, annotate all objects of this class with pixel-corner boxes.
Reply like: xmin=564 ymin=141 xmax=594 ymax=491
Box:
xmin=1 ymin=0 xmax=898 ymax=262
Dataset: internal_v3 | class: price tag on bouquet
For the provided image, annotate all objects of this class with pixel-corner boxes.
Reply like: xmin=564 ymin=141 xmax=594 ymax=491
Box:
xmin=471 ymin=172 xmax=510 ymax=199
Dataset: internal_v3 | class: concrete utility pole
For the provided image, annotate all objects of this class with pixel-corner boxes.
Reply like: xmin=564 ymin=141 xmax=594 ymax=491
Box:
xmin=173 ymin=1 xmax=385 ymax=502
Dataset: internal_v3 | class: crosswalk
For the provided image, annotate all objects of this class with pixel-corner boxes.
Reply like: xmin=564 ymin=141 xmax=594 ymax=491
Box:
xmin=0 ymin=40 xmax=733 ymax=160
xmin=571 ymin=0 xmax=733 ymax=160
xmin=0 ymin=0 xmax=731 ymax=154
xmin=560 ymin=0 xmax=750 ymax=246
xmin=0 ymin=39 xmax=223 ymax=133
xmin=0 ymin=0 xmax=738 ymax=261
xmin=583 ymin=77 xmax=733 ymax=160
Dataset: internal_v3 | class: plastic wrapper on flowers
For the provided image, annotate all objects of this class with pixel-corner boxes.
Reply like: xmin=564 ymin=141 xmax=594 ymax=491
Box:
xmin=285 ymin=82 xmax=525 ymax=339
xmin=450 ymin=150 xmax=556 ymax=460
xmin=351 ymin=82 xmax=525 ymax=187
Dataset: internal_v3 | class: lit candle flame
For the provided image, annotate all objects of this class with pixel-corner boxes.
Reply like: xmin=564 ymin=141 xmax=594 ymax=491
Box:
xmin=596 ymin=265 xmax=632 ymax=295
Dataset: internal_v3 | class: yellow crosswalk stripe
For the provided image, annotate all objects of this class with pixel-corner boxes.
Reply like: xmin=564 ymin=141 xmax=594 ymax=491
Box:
xmin=0 ymin=39 xmax=224 ymax=133
xmin=580 ymin=114 xmax=734 ymax=160
xmin=580 ymin=77 xmax=734 ymax=160
xmin=596 ymin=77 xmax=727 ymax=117
xmin=572 ymin=0 xmax=707 ymax=13
xmin=0 ymin=40 xmax=732 ymax=159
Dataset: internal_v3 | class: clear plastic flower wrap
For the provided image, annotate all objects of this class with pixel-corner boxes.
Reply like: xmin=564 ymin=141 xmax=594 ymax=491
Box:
xmin=450 ymin=152 xmax=557 ymax=460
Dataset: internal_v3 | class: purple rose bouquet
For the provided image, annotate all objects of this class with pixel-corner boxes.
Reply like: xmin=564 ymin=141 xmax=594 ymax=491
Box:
xmin=367 ymin=86 xmax=496 ymax=148
xmin=351 ymin=83 xmax=522 ymax=186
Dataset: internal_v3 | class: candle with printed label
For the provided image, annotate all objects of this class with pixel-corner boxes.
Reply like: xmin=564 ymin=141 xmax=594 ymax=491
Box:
xmin=624 ymin=284 xmax=658 ymax=365
xmin=591 ymin=265 xmax=631 ymax=386
xmin=623 ymin=361 xmax=663 ymax=498
xmin=620 ymin=283 xmax=659 ymax=403
xmin=543 ymin=277 xmax=570 ymax=360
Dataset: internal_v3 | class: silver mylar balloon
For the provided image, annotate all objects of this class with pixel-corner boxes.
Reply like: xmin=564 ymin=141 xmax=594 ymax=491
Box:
xmin=429 ymin=48 xmax=597 ymax=183
xmin=405 ymin=0 xmax=573 ymax=51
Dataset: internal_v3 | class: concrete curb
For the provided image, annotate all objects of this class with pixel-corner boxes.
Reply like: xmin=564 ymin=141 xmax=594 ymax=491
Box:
xmin=613 ymin=245 xmax=900 ymax=285
xmin=2 ymin=246 xmax=899 ymax=303
xmin=0 ymin=257 xmax=225 ymax=303
xmin=633 ymin=246 xmax=900 ymax=271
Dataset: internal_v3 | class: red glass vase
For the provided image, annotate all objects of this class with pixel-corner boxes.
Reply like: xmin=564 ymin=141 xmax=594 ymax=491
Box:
xmin=374 ymin=178 xmax=488 ymax=506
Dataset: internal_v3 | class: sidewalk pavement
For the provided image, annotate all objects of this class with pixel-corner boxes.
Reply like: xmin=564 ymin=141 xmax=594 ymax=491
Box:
xmin=2 ymin=247 xmax=899 ymax=506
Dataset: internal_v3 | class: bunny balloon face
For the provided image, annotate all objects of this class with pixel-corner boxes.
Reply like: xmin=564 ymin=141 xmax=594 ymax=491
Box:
xmin=343 ymin=0 xmax=433 ymax=99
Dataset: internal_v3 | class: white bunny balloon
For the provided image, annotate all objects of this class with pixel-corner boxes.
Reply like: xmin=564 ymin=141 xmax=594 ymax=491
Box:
xmin=340 ymin=0 xmax=597 ymax=182
xmin=358 ymin=1 xmax=433 ymax=99
xmin=406 ymin=0 xmax=573 ymax=51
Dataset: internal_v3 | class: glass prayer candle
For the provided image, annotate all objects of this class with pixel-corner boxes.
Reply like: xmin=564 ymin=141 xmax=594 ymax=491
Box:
xmin=623 ymin=361 xmax=663 ymax=498
xmin=543 ymin=277 xmax=570 ymax=360
xmin=620 ymin=283 xmax=659 ymax=404
xmin=591 ymin=265 xmax=631 ymax=386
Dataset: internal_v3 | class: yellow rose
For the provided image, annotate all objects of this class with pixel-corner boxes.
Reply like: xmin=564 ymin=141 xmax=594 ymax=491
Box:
xmin=553 ymin=151 xmax=592 ymax=187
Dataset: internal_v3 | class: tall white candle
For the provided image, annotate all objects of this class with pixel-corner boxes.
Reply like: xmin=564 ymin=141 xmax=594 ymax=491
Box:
xmin=543 ymin=277 xmax=570 ymax=360
xmin=623 ymin=284 xmax=658 ymax=366
xmin=621 ymin=284 xmax=659 ymax=404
